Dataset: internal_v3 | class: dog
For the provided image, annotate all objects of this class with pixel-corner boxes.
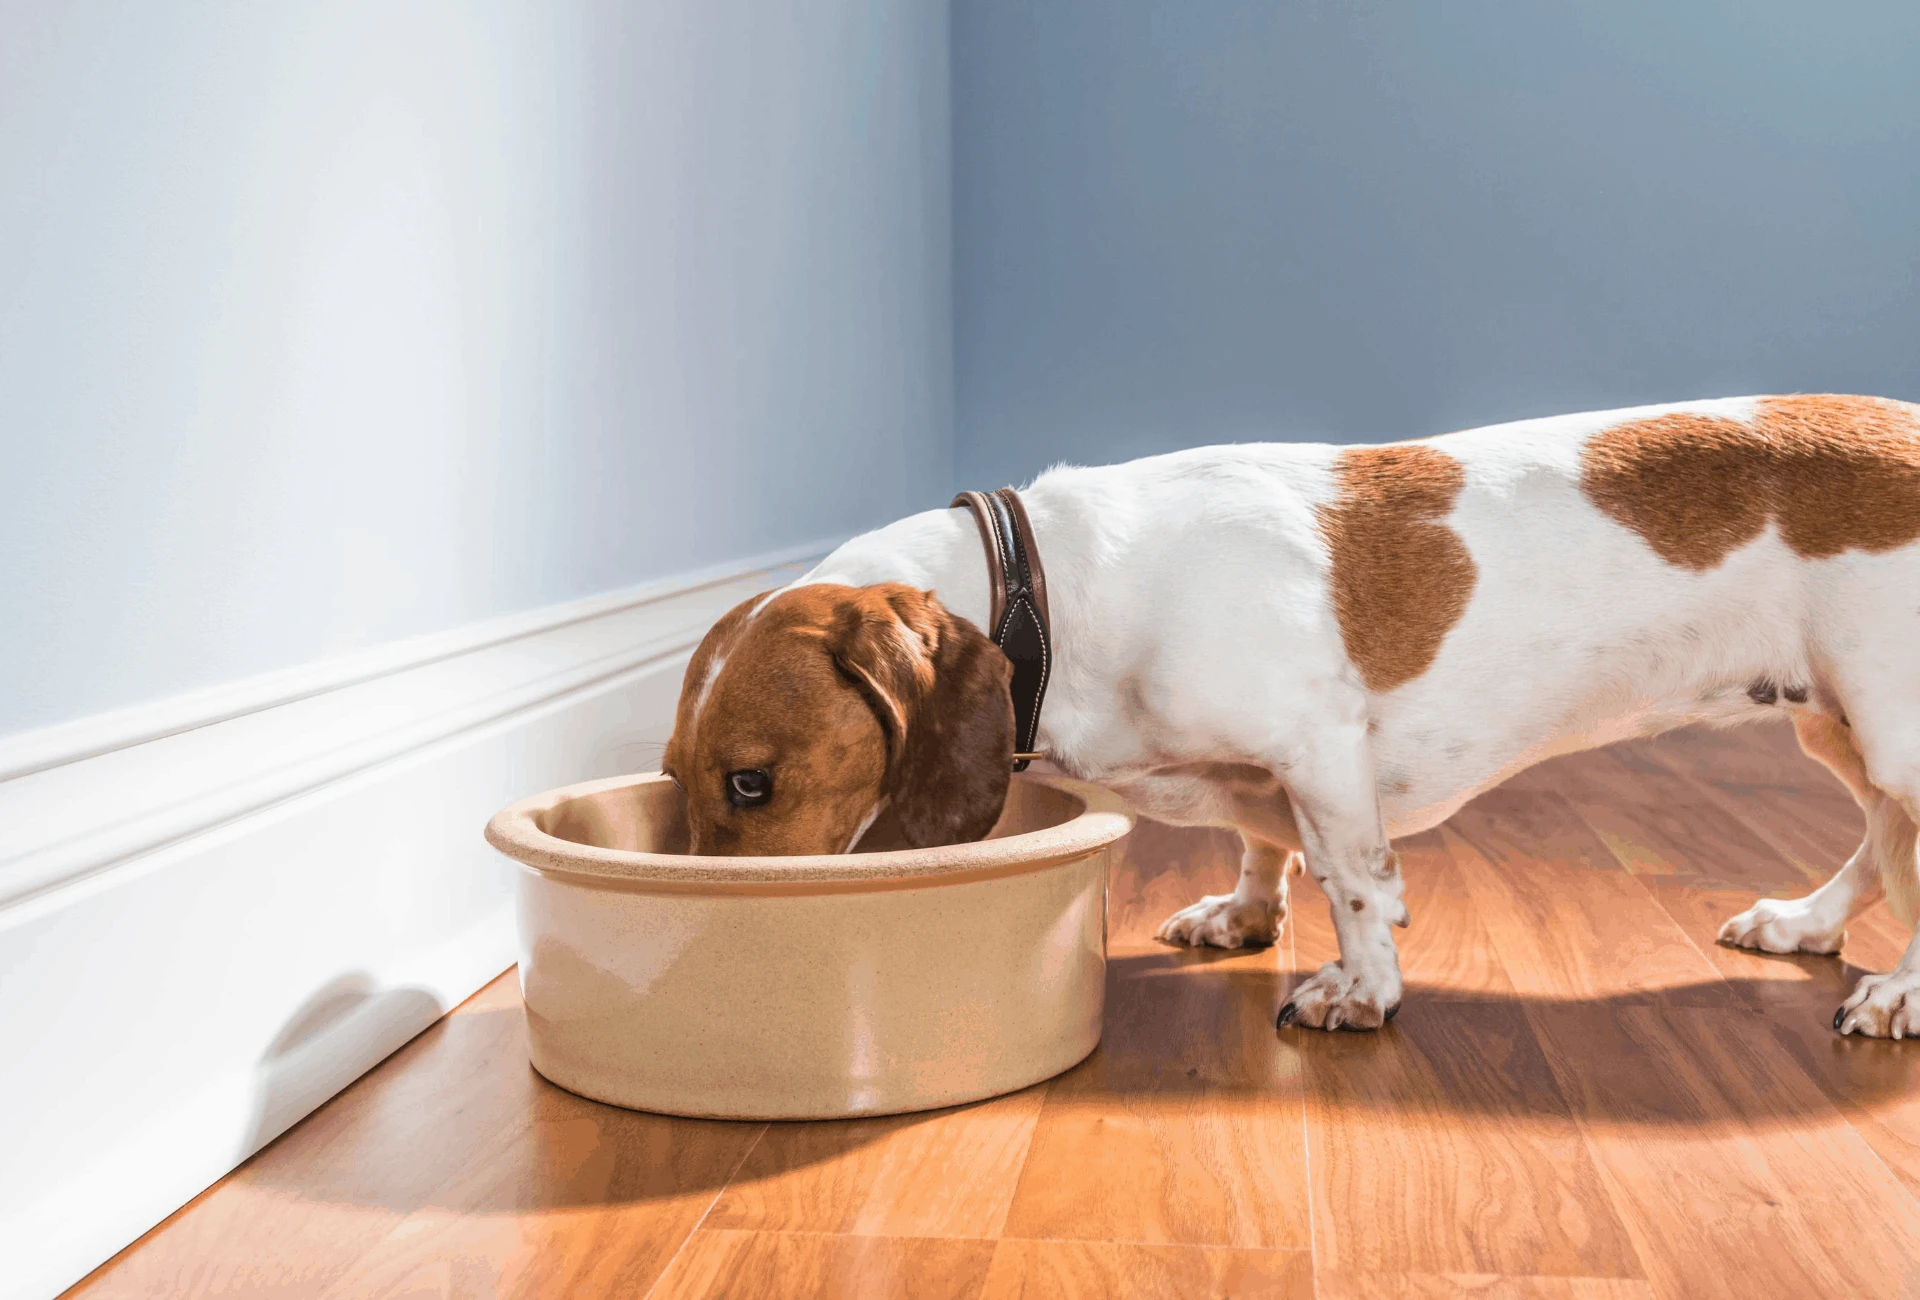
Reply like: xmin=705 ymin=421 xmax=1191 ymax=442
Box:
xmin=662 ymin=394 xmax=1920 ymax=1037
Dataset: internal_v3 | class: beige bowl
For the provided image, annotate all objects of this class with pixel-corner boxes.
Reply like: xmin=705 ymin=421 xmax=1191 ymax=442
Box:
xmin=483 ymin=772 xmax=1134 ymax=1120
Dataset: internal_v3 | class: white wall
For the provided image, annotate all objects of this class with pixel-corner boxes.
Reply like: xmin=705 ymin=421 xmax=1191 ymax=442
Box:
xmin=0 ymin=0 xmax=952 ymax=739
xmin=0 ymin=553 xmax=823 ymax=1300
xmin=0 ymin=5 xmax=949 ymax=1295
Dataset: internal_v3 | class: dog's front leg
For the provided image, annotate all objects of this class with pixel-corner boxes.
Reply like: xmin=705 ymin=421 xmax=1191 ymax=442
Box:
xmin=1276 ymin=736 xmax=1409 ymax=1031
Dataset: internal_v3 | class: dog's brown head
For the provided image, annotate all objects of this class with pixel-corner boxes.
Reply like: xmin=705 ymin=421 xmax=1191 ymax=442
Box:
xmin=661 ymin=583 xmax=1014 ymax=856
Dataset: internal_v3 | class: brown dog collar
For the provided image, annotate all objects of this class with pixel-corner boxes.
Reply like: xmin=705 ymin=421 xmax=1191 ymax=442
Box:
xmin=951 ymin=488 xmax=1052 ymax=772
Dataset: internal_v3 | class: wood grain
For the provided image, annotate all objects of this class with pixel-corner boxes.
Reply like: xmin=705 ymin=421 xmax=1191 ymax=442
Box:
xmin=707 ymin=1087 xmax=1045 ymax=1238
xmin=1001 ymin=928 xmax=1313 ymax=1248
xmin=1315 ymin=1274 xmax=1655 ymax=1299
xmin=1537 ymin=744 xmax=1807 ymax=887
xmin=1528 ymin=1003 xmax=1920 ymax=1300
xmin=303 ymin=1084 xmax=765 ymax=1299
xmin=649 ymin=1230 xmax=996 ymax=1300
xmin=1444 ymin=794 xmax=1726 ymax=1006
xmin=1298 ymin=1001 xmax=1637 ymax=1278
xmin=1640 ymin=725 xmax=1865 ymax=878
xmin=978 ymin=1239 xmax=1314 ymax=1299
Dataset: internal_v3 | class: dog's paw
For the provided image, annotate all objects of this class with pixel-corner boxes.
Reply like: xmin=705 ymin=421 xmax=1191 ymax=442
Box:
xmin=1717 ymin=897 xmax=1846 ymax=956
xmin=1835 ymin=969 xmax=1920 ymax=1039
xmin=1277 ymin=961 xmax=1400 ymax=1032
xmin=1156 ymin=892 xmax=1285 ymax=949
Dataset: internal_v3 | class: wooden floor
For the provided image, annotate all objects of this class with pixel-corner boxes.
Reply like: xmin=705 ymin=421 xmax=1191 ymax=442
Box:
xmin=72 ymin=723 xmax=1920 ymax=1299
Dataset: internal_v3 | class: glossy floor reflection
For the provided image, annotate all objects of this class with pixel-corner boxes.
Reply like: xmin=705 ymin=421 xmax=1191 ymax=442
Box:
xmin=71 ymin=723 xmax=1920 ymax=1298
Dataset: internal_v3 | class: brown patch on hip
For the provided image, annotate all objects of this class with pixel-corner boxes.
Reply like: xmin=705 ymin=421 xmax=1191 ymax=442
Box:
xmin=1316 ymin=444 xmax=1478 ymax=693
xmin=1579 ymin=395 xmax=1920 ymax=571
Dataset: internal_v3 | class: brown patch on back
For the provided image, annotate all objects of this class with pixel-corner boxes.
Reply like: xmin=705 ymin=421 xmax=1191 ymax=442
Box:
xmin=1580 ymin=395 xmax=1920 ymax=570
xmin=1316 ymin=444 xmax=1478 ymax=693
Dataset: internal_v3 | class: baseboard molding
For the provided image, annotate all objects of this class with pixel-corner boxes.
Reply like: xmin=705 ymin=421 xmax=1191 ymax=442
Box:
xmin=0 ymin=542 xmax=836 ymax=1300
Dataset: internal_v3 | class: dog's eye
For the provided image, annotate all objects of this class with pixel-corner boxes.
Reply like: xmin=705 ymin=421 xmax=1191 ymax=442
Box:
xmin=726 ymin=769 xmax=772 ymax=808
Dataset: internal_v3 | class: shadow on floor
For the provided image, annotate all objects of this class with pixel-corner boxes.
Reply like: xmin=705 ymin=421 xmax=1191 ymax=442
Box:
xmin=1086 ymin=947 xmax=1920 ymax=1124
xmin=230 ymin=950 xmax=1920 ymax=1219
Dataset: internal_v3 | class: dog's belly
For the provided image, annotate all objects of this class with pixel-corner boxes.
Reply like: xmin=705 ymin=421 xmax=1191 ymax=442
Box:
xmin=1099 ymin=762 xmax=1302 ymax=847
xmin=1369 ymin=672 xmax=1797 ymax=839
xmin=1103 ymin=771 xmax=1234 ymax=826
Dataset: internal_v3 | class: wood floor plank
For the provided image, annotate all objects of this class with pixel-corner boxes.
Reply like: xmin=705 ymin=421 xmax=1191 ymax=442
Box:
xmin=648 ymin=1229 xmax=997 ymax=1300
xmin=1314 ymin=1274 xmax=1653 ymax=1299
xmin=1528 ymin=1003 xmax=1920 ymax=1300
xmin=1646 ymin=721 xmax=1836 ymax=791
xmin=1005 ymin=1084 xmax=1310 ymax=1252
xmin=1002 ymin=925 xmax=1310 ymax=1249
xmin=1756 ymin=1005 xmax=1920 ymax=1204
xmin=706 ymin=1087 xmax=1046 ymax=1239
xmin=978 ymin=1239 xmax=1314 ymax=1299
xmin=1297 ymin=1001 xmax=1638 ymax=1279
xmin=1542 ymin=744 xmax=1807 ymax=887
xmin=306 ymin=1088 xmax=763 ymax=1299
xmin=1639 ymin=727 xmax=1864 ymax=880
xmin=1443 ymin=795 xmax=1726 ymax=1007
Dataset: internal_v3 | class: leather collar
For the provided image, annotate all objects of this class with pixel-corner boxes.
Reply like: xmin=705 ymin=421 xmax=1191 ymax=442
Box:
xmin=951 ymin=488 xmax=1052 ymax=772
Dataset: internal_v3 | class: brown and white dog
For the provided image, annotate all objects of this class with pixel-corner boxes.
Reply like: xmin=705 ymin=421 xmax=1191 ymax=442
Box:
xmin=663 ymin=395 xmax=1920 ymax=1037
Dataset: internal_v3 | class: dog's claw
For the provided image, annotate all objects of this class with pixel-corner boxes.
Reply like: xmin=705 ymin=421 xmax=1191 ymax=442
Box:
xmin=1383 ymin=1003 xmax=1400 ymax=1022
xmin=1835 ymin=1007 xmax=1848 ymax=1032
xmin=1276 ymin=1003 xmax=1299 ymax=1029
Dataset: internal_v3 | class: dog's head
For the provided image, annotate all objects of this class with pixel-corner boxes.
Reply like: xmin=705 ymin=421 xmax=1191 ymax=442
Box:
xmin=661 ymin=583 xmax=1014 ymax=856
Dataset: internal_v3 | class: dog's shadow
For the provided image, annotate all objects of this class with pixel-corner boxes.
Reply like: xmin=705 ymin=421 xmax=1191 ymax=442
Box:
xmin=233 ymin=957 xmax=1919 ymax=1220
xmin=1080 ymin=946 xmax=1920 ymax=1129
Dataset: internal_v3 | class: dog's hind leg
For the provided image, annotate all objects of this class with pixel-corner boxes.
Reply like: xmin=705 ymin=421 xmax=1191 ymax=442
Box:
xmin=1835 ymin=818 xmax=1920 ymax=1037
xmin=1155 ymin=838 xmax=1299 ymax=949
xmin=1719 ymin=713 xmax=1904 ymax=956
xmin=1827 ymin=721 xmax=1920 ymax=1038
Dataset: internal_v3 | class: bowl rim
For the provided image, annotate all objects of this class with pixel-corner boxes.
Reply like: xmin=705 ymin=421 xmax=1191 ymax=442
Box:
xmin=484 ymin=770 xmax=1135 ymax=894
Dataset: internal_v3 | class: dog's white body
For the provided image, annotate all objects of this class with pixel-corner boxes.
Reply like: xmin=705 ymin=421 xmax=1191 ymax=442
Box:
xmin=799 ymin=396 xmax=1920 ymax=1035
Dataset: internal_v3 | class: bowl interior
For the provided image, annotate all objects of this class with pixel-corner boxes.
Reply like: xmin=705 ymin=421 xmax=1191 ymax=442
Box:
xmin=536 ymin=774 xmax=1087 ymax=857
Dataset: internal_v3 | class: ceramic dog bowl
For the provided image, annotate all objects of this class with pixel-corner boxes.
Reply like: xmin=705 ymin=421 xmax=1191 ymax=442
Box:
xmin=483 ymin=771 xmax=1133 ymax=1120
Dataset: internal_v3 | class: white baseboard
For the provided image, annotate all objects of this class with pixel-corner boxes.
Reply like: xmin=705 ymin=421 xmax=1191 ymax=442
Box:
xmin=0 ymin=542 xmax=837 ymax=1300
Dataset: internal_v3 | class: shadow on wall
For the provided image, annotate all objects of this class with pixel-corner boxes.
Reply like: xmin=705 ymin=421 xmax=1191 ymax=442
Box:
xmin=242 ymin=972 xmax=447 ymax=1159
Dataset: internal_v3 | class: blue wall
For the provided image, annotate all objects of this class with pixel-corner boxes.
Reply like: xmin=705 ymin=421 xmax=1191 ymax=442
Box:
xmin=953 ymin=0 xmax=1920 ymax=486
xmin=0 ymin=0 xmax=951 ymax=738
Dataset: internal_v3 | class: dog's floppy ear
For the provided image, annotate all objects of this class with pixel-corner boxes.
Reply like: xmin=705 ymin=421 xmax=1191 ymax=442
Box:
xmin=827 ymin=584 xmax=1014 ymax=848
